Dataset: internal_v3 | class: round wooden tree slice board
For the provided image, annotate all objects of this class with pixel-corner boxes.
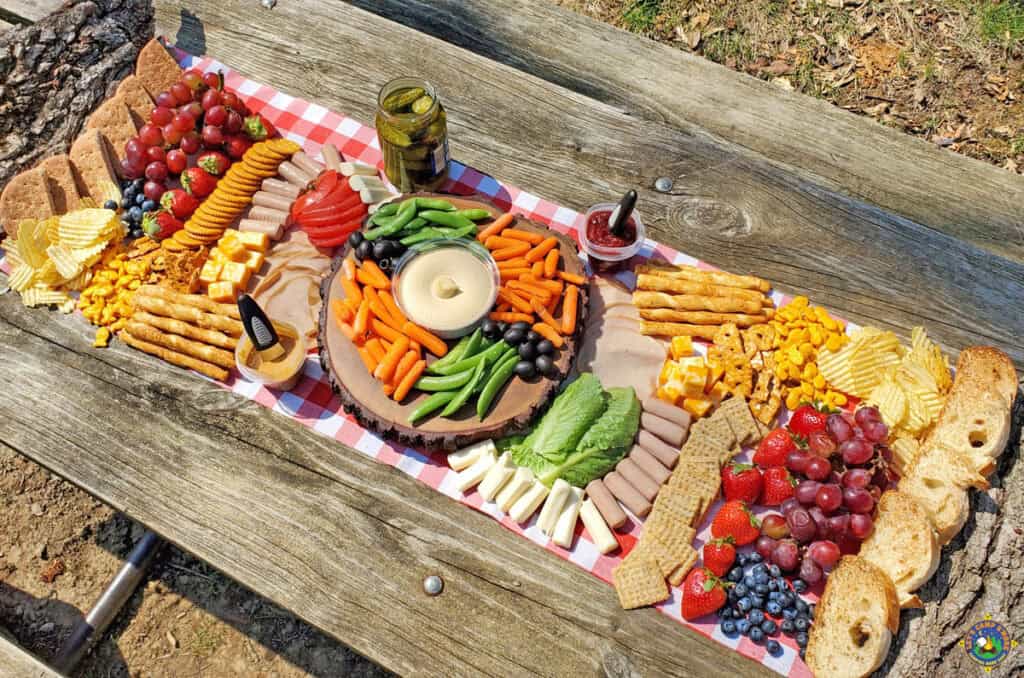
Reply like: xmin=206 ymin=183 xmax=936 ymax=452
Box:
xmin=318 ymin=193 xmax=588 ymax=451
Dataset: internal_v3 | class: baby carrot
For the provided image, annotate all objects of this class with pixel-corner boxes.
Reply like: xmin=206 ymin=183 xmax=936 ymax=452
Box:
xmin=532 ymin=322 xmax=564 ymax=348
xmin=496 ymin=257 xmax=529 ymax=269
xmin=508 ymin=280 xmax=552 ymax=299
xmin=525 ymin=236 xmax=558 ymax=263
xmin=353 ymin=299 xmax=370 ymax=336
xmin=498 ymin=288 xmax=534 ymax=314
xmin=485 ymin=236 xmax=521 ymax=250
xmin=393 ymin=359 xmax=427 ymax=402
xmin=558 ymin=270 xmax=586 ymax=285
xmin=365 ymin=337 xmax=386 ymax=363
xmin=476 ymin=213 xmax=514 ymax=243
xmin=331 ymin=298 xmax=353 ymax=323
xmin=380 ymin=290 xmax=408 ymax=326
xmin=531 ymin=261 xmax=544 ymax=278
xmin=369 ymin=299 xmax=404 ymax=333
xmin=543 ymin=248 xmax=559 ymax=278
xmin=358 ymin=260 xmax=391 ymax=289
xmin=520 ymin=274 xmax=563 ymax=295
xmin=500 ymin=267 xmax=533 ymax=281
xmin=530 ymin=297 xmax=561 ymax=332
xmin=374 ymin=335 xmax=410 ymax=382
xmin=562 ymin=284 xmax=578 ymax=335
xmin=342 ymin=257 xmax=357 ymax=281
xmin=545 ymin=292 xmax=559 ymax=316
xmin=502 ymin=228 xmax=544 ymax=245
xmin=391 ymin=350 xmax=419 ymax=390
xmin=370 ymin=317 xmax=408 ymax=344
xmin=357 ymin=345 xmax=378 ymax=374
xmin=492 ymin=242 xmax=531 ymax=260
xmin=336 ymin=320 xmax=357 ymax=342
xmin=402 ymin=321 xmax=448 ymax=358
xmin=489 ymin=311 xmax=534 ymax=323
xmin=340 ymin=276 xmax=363 ymax=306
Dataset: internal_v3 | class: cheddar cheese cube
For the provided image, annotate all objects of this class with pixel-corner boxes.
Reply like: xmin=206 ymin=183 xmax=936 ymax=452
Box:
xmin=219 ymin=260 xmax=251 ymax=288
xmin=219 ymin=233 xmax=248 ymax=262
xmin=657 ymin=385 xmax=680 ymax=405
xmin=199 ymin=259 xmax=223 ymax=286
xmin=682 ymin=397 xmax=713 ymax=418
xmin=243 ymin=249 xmax=265 ymax=273
xmin=207 ymin=280 xmax=237 ymax=303
xmin=670 ymin=336 xmax=694 ymax=359
xmin=236 ymin=230 xmax=269 ymax=252
xmin=209 ymin=247 xmax=226 ymax=264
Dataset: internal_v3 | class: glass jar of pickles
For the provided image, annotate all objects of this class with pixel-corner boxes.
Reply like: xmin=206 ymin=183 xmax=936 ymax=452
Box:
xmin=375 ymin=77 xmax=450 ymax=192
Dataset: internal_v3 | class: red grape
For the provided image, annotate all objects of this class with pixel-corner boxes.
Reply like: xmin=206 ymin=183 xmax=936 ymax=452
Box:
xmin=138 ymin=124 xmax=164 ymax=148
xmin=868 ymin=484 xmax=882 ymax=501
xmin=225 ymin=110 xmax=243 ymax=133
xmin=172 ymin=112 xmax=196 ymax=133
xmin=222 ymin=91 xmax=241 ymax=110
xmin=170 ymin=82 xmax=193 ymax=105
xmin=826 ymin=413 xmax=854 ymax=443
xmin=761 ymin=514 xmax=790 ymax=539
xmin=843 ymin=487 xmax=874 ymax=514
xmin=166 ymin=149 xmax=187 ymax=174
xmin=805 ymin=457 xmax=831 ymax=481
xmin=182 ymin=101 xmax=204 ymax=121
xmin=145 ymin=146 xmax=166 ymax=163
xmin=808 ymin=506 xmax=830 ymax=540
xmin=119 ymin=157 xmax=143 ymax=179
xmin=162 ymin=123 xmax=183 ymax=146
xmin=808 ymin=430 xmax=836 ymax=457
xmin=827 ymin=513 xmax=850 ymax=539
xmin=151 ymin=106 xmax=174 ymax=126
xmin=202 ymin=89 xmax=223 ymax=111
xmin=862 ymin=420 xmax=889 ymax=443
xmin=786 ymin=450 xmax=811 ymax=474
xmin=179 ymin=131 xmax=202 ymax=155
xmin=842 ymin=468 xmax=872 ymax=489
xmin=840 ymin=439 xmax=873 ymax=465
xmin=787 ymin=508 xmax=816 ymax=543
xmin=780 ymin=498 xmax=800 ymax=517
xmin=808 ymin=540 xmax=841 ymax=568
xmin=144 ymin=161 xmax=168 ymax=182
xmin=202 ymin=72 xmax=221 ymax=89
xmin=202 ymin=125 xmax=224 ymax=147
xmin=182 ymin=69 xmax=204 ymax=91
xmin=124 ymin=137 xmax=145 ymax=160
xmin=143 ymin=180 xmax=165 ymax=201
xmin=772 ymin=540 xmax=800 ymax=571
xmin=815 ymin=484 xmax=842 ymax=513
xmin=849 ymin=513 xmax=874 ymax=540
xmin=795 ymin=480 xmax=820 ymax=505
xmin=799 ymin=556 xmax=823 ymax=584
xmin=204 ymin=104 xmax=227 ymax=127
xmin=855 ymin=406 xmax=882 ymax=428
xmin=155 ymin=91 xmax=176 ymax=109
xmin=756 ymin=535 xmax=777 ymax=560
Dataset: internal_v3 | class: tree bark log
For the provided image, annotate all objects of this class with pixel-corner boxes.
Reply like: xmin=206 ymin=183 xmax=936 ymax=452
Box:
xmin=0 ymin=0 xmax=153 ymax=190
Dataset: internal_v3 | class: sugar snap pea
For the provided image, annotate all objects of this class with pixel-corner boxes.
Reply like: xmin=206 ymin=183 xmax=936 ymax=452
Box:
xmin=440 ymin=360 xmax=486 ymax=417
xmin=364 ymin=199 xmax=417 ymax=240
xmin=431 ymin=340 xmax=507 ymax=376
xmin=367 ymin=203 xmax=399 ymax=226
xmin=454 ymin=209 xmax=492 ymax=221
xmin=428 ymin=331 xmax=475 ymax=374
xmin=414 ymin=198 xmax=456 ymax=212
xmin=414 ymin=367 xmax=476 ymax=392
xmin=408 ymin=391 xmax=458 ymax=424
xmin=400 ymin=223 xmax=476 ymax=246
xmin=477 ymin=353 xmax=519 ymax=419
xmin=395 ymin=217 xmax=428 ymax=237
xmin=418 ymin=210 xmax=477 ymax=230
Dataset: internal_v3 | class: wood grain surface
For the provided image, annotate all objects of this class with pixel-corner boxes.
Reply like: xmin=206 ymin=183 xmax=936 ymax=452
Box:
xmin=348 ymin=0 xmax=1024 ymax=265
xmin=0 ymin=633 xmax=60 ymax=678
xmin=155 ymin=1 xmax=1023 ymax=372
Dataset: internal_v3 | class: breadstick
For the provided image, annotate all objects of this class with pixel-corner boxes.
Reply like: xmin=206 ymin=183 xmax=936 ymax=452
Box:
xmin=632 ymin=291 xmax=764 ymax=315
xmin=137 ymin=285 xmax=241 ymax=319
xmin=635 ymin=274 xmax=766 ymax=303
xmin=126 ymin=321 xmax=236 ymax=369
xmin=133 ymin=310 xmax=238 ymax=350
xmin=639 ymin=321 xmax=719 ymax=340
xmin=132 ymin=296 xmax=244 ymax=336
xmin=638 ymin=309 xmax=770 ymax=326
xmin=119 ymin=331 xmax=229 ymax=381
xmin=636 ymin=263 xmax=771 ymax=292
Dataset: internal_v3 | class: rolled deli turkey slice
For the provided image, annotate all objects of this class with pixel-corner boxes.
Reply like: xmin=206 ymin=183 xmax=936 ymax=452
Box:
xmin=251 ymin=229 xmax=332 ymax=342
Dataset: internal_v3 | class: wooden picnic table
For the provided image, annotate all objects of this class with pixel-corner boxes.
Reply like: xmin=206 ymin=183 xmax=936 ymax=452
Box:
xmin=2 ymin=1 xmax=1022 ymax=676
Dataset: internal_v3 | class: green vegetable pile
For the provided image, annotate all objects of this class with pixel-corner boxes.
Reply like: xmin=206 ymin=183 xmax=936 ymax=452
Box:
xmin=363 ymin=197 xmax=492 ymax=246
xmin=506 ymin=373 xmax=640 ymax=488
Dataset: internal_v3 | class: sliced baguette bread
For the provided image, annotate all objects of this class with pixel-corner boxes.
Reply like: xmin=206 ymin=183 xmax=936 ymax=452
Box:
xmin=858 ymin=490 xmax=939 ymax=608
xmin=899 ymin=442 xmax=981 ymax=544
xmin=806 ymin=556 xmax=899 ymax=678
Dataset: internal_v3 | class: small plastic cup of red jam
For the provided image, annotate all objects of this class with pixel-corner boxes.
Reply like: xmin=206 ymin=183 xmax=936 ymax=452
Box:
xmin=580 ymin=203 xmax=645 ymax=271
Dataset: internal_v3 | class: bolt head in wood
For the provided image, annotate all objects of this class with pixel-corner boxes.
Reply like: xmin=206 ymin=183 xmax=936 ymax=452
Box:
xmin=423 ymin=575 xmax=443 ymax=596
xmin=654 ymin=177 xmax=673 ymax=192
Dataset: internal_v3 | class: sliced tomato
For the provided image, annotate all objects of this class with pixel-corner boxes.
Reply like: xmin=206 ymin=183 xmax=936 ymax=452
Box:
xmin=297 ymin=204 xmax=367 ymax=228
xmin=304 ymin=218 xmax=363 ymax=241
xmin=299 ymin=193 xmax=364 ymax=219
xmin=310 ymin=226 xmax=362 ymax=249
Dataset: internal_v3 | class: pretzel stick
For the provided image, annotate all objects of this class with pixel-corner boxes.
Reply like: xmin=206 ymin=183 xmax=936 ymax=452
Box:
xmin=119 ymin=331 xmax=229 ymax=381
xmin=638 ymin=309 xmax=772 ymax=326
xmin=632 ymin=291 xmax=764 ymax=314
xmin=133 ymin=310 xmax=238 ymax=350
xmin=636 ymin=263 xmax=771 ymax=292
xmin=635 ymin=274 xmax=766 ymax=303
xmin=125 ymin=321 xmax=236 ymax=369
xmin=133 ymin=295 xmax=244 ymax=336
xmin=639 ymin=321 xmax=719 ymax=340
xmin=137 ymin=284 xmax=241 ymax=319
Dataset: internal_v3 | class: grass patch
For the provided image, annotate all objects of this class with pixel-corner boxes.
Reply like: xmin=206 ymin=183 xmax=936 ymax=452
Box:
xmin=1012 ymin=136 xmax=1024 ymax=155
xmin=980 ymin=1 xmax=1024 ymax=46
xmin=703 ymin=29 xmax=755 ymax=65
xmin=621 ymin=0 xmax=662 ymax=32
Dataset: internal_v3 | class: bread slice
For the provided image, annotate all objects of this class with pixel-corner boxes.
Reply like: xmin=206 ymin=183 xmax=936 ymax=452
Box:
xmin=39 ymin=154 xmax=82 ymax=214
xmin=135 ymin=39 xmax=181 ymax=99
xmin=86 ymin=96 xmax=138 ymax=177
xmin=899 ymin=442 xmax=983 ymax=544
xmin=0 ymin=167 xmax=55 ymax=238
xmin=69 ymin=129 xmax=119 ymax=201
xmin=114 ymin=75 xmax=154 ymax=127
xmin=805 ymin=556 xmax=899 ymax=678
xmin=858 ymin=491 xmax=939 ymax=608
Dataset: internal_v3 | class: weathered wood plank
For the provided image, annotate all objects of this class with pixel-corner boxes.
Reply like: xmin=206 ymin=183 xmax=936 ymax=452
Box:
xmin=348 ymin=0 xmax=1024 ymax=264
xmin=0 ymin=297 xmax=773 ymax=678
xmin=0 ymin=633 xmax=61 ymax=678
xmin=156 ymin=0 xmax=1024 ymax=369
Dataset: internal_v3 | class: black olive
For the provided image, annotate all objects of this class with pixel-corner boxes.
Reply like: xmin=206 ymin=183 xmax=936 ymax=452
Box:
xmin=372 ymin=240 xmax=389 ymax=261
xmin=378 ymin=257 xmax=392 ymax=272
xmin=348 ymin=231 xmax=364 ymax=248
xmin=383 ymin=239 xmax=405 ymax=257
xmin=536 ymin=339 xmax=555 ymax=355
xmin=514 ymin=360 xmax=536 ymax=379
xmin=525 ymin=330 xmax=540 ymax=344
xmin=510 ymin=321 xmax=531 ymax=333
xmin=496 ymin=322 xmax=508 ymax=336
xmin=518 ymin=342 xmax=537 ymax=360
xmin=535 ymin=354 xmax=554 ymax=376
xmin=481 ymin=319 xmax=499 ymax=338
xmin=355 ymin=240 xmax=373 ymax=261
xmin=503 ymin=328 xmax=525 ymax=345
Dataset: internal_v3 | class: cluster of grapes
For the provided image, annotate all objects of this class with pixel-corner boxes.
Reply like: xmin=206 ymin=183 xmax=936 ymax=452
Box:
xmin=120 ymin=69 xmax=250 ymax=208
xmin=755 ymin=406 xmax=895 ymax=586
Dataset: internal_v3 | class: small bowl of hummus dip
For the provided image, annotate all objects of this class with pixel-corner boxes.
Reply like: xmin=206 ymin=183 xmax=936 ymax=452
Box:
xmin=393 ymin=239 xmax=500 ymax=339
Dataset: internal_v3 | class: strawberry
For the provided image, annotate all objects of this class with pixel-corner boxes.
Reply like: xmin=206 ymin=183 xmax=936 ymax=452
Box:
xmin=181 ymin=167 xmax=217 ymax=198
xmin=160 ymin=189 xmax=199 ymax=220
xmin=788 ymin=403 xmax=830 ymax=438
xmin=243 ymin=113 xmax=277 ymax=141
xmin=702 ymin=538 xmax=736 ymax=577
xmin=197 ymin=150 xmax=231 ymax=176
xmin=753 ymin=428 xmax=796 ymax=468
xmin=224 ymin=134 xmax=252 ymax=160
xmin=721 ymin=462 xmax=762 ymax=504
xmin=761 ymin=466 xmax=797 ymax=506
xmin=681 ymin=567 xmax=727 ymax=621
xmin=710 ymin=500 xmax=760 ymax=546
xmin=141 ymin=210 xmax=183 ymax=240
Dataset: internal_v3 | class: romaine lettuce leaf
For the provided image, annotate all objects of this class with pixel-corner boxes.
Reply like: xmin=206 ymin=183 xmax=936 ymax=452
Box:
xmin=518 ymin=373 xmax=607 ymax=464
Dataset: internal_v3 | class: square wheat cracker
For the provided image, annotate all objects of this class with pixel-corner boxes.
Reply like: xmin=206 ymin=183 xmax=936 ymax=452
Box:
xmin=613 ymin=555 xmax=669 ymax=609
xmin=668 ymin=547 xmax=699 ymax=587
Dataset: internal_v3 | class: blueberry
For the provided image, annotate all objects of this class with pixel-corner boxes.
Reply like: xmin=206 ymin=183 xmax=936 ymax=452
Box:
xmin=768 ymin=591 xmax=782 ymax=602
xmin=727 ymin=567 xmax=744 ymax=583
xmin=749 ymin=626 xmax=764 ymax=643
xmin=129 ymin=227 xmax=143 ymax=240
xmin=783 ymin=608 xmax=798 ymax=621
xmin=754 ymin=572 xmax=769 ymax=585
xmin=748 ymin=609 xmax=765 ymax=625
xmin=780 ymin=619 xmax=795 ymax=635
xmin=721 ymin=620 xmax=737 ymax=636
xmin=768 ymin=579 xmax=779 ymax=592
xmin=779 ymin=592 xmax=794 ymax=608
xmin=766 ymin=639 xmax=782 ymax=656
xmin=748 ymin=552 xmax=763 ymax=564
xmin=794 ymin=618 xmax=809 ymax=632
xmin=761 ymin=619 xmax=777 ymax=635
xmin=141 ymin=199 xmax=157 ymax=213
xmin=734 ymin=583 xmax=748 ymax=597
xmin=792 ymin=579 xmax=808 ymax=593
xmin=796 ymin=632 xmax=808 ymax=648
xmin=766 ymin=601 xmax=782 ymax=616
xmin=135 ymin=193 xmax=146 ymax=206
xmin=768 ymin=564 xmax=781 ymax=578
xmin=727 ymin=587 xmax=738 ymax=603
xmin=719 ymin=607 xmax=733 ymax=620
xmin=133 ymin=178 xmax=144 ymax=189
xmin=750 ymin=595 xmax=765 ymax=610
xmin=121 ymin=198 xmax=133 ymax=209
xmin=737 ymin=553 xmax=750 ymax=566
xmin=737 ymin=597 xmax=752 ymax=612
xmin=796 ymin=599 xmax=809 ymax=614
xmin=799 ymin=648 xmax=806 ymax=660
xmin=743 ymin=575 xmax=757 ymax=589
xmin=129 ymin=206 xmax=143 ymax=222
xmin=103 ymin=199 xmax=118 ymax=210
xmin=755 ymin=583 xmax=770 ymax=595
xmin=736 ymin=619 xmax=751 ymax=635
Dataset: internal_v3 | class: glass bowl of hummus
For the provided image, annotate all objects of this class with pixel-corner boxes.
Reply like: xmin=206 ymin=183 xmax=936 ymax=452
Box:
xmin=392 ymin=238 xmax=500 ymax=339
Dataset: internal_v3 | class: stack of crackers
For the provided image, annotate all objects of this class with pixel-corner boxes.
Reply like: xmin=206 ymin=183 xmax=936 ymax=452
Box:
xmin=631 ymin=263 xmax=775 ymax=341
xmin=709 ymin=322 xmax=782 ymax=425
xmin=612 ymin=396 xmax=762 ymax=609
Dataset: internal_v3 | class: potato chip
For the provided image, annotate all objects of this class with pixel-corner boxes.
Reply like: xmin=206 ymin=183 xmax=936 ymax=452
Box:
xmin=890 ymin=436 xmax=920 ymax=475
xmin=21 ymin=287 xmax=71 ymax=308
xmin=46 ymin=243 xmax=83 ymax=280
xmin=870 ymin=380 xmax=906 ymax=428
xmin=7 ymin=264 xmax=35 ymax=291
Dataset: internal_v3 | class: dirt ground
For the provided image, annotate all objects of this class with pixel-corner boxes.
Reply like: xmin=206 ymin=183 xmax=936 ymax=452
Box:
xmin=554 ymin=0 xmax=1024 ymax=174
xmin=0 ymin=445 xmax=390 ymax=678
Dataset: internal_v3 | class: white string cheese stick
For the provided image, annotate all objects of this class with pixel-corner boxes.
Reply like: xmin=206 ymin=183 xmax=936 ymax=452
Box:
xmin=509 ymin=480 xmax=549 ymax=524
xmin=496 ymin=468 xmax=535 ymax=513
xmin=454 ymin=450 xmax=496 ymax=493
xmin=478 ymin=452 xmax=515 ymax=502
xmin=447 ymin=440 xmax=495 ymax=472
xmin=580 ymin=499 xmax=619 ymax=554
xmin=538 ymin=479 xmax=571 ymax=535
xmin=552 ymin=487 xmax=584 ymax=548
